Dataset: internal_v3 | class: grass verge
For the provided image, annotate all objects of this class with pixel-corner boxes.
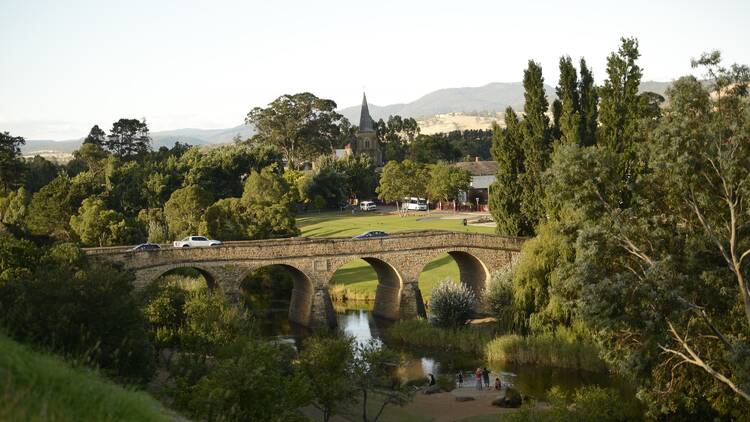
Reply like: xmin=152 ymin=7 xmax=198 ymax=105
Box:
xmin=0 ymin=333 xmax=172 ymax=422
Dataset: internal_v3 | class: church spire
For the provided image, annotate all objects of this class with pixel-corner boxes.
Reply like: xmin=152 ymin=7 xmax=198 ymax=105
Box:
xmin=358 ymin=92 xmax=375 ymax=132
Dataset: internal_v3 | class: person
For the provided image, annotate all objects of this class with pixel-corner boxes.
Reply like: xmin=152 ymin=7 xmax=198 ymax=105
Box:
xmin=428 ymin=373 xmax=436 ymax=386
xmin=494 ymin=377 xmax=502 ymax=390
xmin=482 ymin=367 xmax=490 ymax=389
xmin=475 ymin=368 xmax=482 ymax=390
xmin=457 ymin=371 xmax=464 ymax=388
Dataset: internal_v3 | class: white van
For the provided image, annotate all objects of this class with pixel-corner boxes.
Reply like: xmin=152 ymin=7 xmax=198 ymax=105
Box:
xmin=360 ymin=201 xmax=377 ymax=211
xmin=402 ymin=197 xmax=427 ymax=211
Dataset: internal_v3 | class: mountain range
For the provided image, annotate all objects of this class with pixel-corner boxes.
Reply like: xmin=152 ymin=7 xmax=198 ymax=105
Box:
xmin=21 ymin=81 xmax=673 ymax=156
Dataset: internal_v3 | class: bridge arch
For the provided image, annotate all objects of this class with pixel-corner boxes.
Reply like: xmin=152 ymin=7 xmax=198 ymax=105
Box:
xmin=419 ymin=250 xmax=490 ymax=309
xmin=238 ymin=264 xmax=315 ymax=327
xmin=143 ymin=264 xmax=221 ymax=291
xmin=330 ymin=257 xmax=403 ymax=320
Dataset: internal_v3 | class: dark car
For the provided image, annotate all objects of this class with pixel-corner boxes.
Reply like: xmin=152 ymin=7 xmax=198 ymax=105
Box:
xmin=130 ymin=243 xmax=161 ymax=252
xmin=353 ymin=231 xmax=388 ymax=239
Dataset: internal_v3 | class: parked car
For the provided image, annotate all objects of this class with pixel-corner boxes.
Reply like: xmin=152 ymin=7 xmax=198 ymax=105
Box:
xmin=353 ymin=231 xmax=388 ymax=239
xmin=173 ymin=236 xmax=223 ymax=248
xmin=359 ymin=201 xmax=377 ymax=211
xmin=130 ymin=243 xmax=161 ymax=251
xmin=402 ymin=197 xmax=427 ymax=211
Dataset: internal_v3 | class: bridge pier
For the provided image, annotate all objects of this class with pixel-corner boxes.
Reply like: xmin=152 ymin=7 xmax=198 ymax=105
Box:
xmin=399 ymin=281 xmax=426 ymax=319
xmin=309 ymin=287 xmax=337 ymax=329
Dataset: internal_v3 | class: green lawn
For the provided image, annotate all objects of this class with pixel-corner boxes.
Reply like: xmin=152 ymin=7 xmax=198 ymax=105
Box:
xmin=298 ymin=211 xmax=495 ymax=300
xmin=0 ymin=333 xmax=172 ymax=422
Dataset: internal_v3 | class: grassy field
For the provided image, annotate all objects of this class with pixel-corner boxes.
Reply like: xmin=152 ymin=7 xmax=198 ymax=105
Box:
xmin=0 ymin=333 xmax=172 ymax=422
xmin=297 ymin=211 xmax=495 ymax=301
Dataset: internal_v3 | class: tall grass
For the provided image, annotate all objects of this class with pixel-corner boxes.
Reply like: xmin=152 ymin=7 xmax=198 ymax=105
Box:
xmin=329 ymin=283 xmax=376 ymax=302
xmin=384 ymin=319 xmax=491 ymax=355
xmin=0 ymin=333 xmax=171 ymax=421
xmin=484 ymin=327 xmax=607 ymax=372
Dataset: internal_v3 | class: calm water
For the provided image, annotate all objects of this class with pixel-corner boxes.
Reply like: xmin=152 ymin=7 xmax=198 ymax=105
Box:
xmin=257 ymin=307 xmax=630 ymax=400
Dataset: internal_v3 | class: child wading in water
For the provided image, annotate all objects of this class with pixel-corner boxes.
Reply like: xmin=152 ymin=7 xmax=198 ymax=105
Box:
xmin=474 ymin=368 xmax=482 ymax=390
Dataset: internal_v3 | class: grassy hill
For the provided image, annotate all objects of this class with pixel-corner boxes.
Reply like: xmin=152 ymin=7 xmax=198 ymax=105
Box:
xmin=0 ymin=333 xmax=173 ymax=422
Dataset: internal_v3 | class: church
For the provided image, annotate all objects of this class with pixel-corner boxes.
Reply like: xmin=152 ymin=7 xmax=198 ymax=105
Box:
xmin=343 ymin=93 xmax=383 ymax=166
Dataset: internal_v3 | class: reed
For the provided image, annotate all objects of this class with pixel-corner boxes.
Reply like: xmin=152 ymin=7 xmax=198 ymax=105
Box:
xmin=484 ymin=327 xmax=607 ymax=372
xmin=384 ymin=319 xmax=490 ymax=355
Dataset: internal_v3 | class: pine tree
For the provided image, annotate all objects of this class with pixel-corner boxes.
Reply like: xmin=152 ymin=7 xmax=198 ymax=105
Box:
xmin=519 ymin=61 xmax=551 ymax=231
xmin=598 ymin=37 xmax=642 ymax=153
xmin=556 ymin=56 xmax=581 ymax=145
xmin=489 ymin=110 xmax=531 ymax=235
xmin=578 ymin=58 xmax=598 ymax=146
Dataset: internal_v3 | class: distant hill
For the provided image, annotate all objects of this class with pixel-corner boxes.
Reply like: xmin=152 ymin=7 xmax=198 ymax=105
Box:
xmin=339 ymin=82 xmax=556 ymax=123
xmin=22 ymin=124 xmax=254 ymax=155
xmin=21 ymin=80 xmax=675 ymax=156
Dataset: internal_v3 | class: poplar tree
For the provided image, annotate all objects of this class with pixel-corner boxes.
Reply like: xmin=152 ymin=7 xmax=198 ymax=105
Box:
xmin=578 ymin=58 xmax=598 ymax=146
xmin=489 ymin=111 xmax=530 ymax=235
xmin=556 ymin=56 xmax=581 ymax=145
xmin=519 ymin=61 xmax=551 ymax=231
xmin=598 ymin=37 xmax=642 ymax=153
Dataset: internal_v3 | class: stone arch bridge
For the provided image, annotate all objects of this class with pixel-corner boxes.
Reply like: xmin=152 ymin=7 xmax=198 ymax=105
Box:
xmin=84 ymin=231 xmax=524 ymax=328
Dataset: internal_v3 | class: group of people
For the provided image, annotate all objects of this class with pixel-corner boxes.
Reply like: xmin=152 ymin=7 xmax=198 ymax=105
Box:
xmin=455 ymin=367 xmax=502 ymax=391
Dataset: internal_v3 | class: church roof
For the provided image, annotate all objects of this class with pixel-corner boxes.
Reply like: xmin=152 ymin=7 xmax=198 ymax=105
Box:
xmin=358 ymin=92 xmax=375 ymax=133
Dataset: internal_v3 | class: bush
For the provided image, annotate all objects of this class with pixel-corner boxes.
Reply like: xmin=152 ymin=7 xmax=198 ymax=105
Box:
xmin=505 ymin=386 xmax=641 ymax=422
xmin=428 ymin=279 xmax=476 ymax=327
xmin=486 ymin=268 xmax=528 ymax=334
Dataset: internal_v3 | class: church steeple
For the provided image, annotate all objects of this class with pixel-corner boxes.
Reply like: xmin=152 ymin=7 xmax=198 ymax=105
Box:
xmin=358 ymin=92 xmax=375 ymax=133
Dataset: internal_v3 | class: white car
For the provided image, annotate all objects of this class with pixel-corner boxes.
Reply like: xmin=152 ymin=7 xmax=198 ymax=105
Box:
xmin=359 ymin=201 xmax=377 ymax=211
xmin=173 ymin=236 xmax=222 ymax=248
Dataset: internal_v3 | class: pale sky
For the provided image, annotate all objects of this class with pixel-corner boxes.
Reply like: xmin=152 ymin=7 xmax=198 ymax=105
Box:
xmin=1 ymin=0 xmax=748 ymax=140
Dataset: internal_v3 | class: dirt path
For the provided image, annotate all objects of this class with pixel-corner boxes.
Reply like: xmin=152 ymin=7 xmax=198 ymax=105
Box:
xmin=403 ymin=387 xmax=522 ymax=422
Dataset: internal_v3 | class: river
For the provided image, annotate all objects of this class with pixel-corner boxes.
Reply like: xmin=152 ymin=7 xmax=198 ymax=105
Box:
xmin=255 ymin=305 xmax=631 ymax=400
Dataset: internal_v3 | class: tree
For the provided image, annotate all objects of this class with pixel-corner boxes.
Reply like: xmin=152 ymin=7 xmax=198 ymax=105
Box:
xmin=0 ymin=187 xmax=28 ymax=226
xmin=241 ymin=166 xmax=299 ymax=239
xmin=0 ymin=131 xmax=26 ymax=192
xmin=105 ymin=118 xmax=151 ymax=159
xmin=377 ymin=160 xmax=428 ymax=215
xmin=70 ymin=198 xmax=131 ymax=247
xmin=137 ymin=208 xmax=171 ymax=243
xmin=426 ymin=162 xmax=471 ymax=205
xmin=23 ymin=155 xmax=59 ymax=193
xmin=185 ymin=340 xmax=309 ymax=421
xmin=74 ymin=142 xmax=110 ymax=175
xmin=556 ymin=56 xmax=582 ymax=145
xmin=490 ymin=111 xmax=530 ymax=235
xmin=164 ymin=185 xmax=213 ymax=238
xmin=246 ymin=92 xmax=347 ymax=169
xmin=351 ymin=339 xmax=412 ymax=422
xmin=200 ymin=197 xmax=250 ymax=241
xmin=579 ymin=58 xmax=599 ymax=146
xmin=83 ymin=124 xmax=106 ymax=146
xmin=597 ymin=37 xmax=642 ymax=155
xmin=408 ymin=134 xmax=462 ymax=164
xmin=546 ymin=53 xmax=750 ymax=417
xmin=25 ymin=175 xmax=78 ymax=238
xmin=519 ymin=60 xmax=552 ymax=231
xmin=299 ymin=335 xmax=354 ymax=422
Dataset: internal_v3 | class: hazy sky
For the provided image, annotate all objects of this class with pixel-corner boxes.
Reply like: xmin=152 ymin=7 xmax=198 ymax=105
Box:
xmin=1 ymin=0 xmax=748 ymax=140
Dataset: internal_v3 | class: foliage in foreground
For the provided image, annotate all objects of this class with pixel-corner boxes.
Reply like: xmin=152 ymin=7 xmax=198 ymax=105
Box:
xmin=0 ymin=333 xmax=170 ymax=422
xmin=505 ymin=386 xmax=641 ymax=422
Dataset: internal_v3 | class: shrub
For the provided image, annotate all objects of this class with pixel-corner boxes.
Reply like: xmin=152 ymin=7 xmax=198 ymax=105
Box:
xmin=428 ymin=279 xmax=476 ymax=327
xmin=485 ymin=268 xmax=528 ymax=334
xmin=505 ymin=386 xmax=641 ymax=421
